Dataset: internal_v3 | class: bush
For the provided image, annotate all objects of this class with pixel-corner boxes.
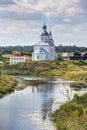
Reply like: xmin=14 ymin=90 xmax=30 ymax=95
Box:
xmin=84 ymin=108 xmax=87 ymax=114
xmin=61 ymin=102 xmax=83 ymax=117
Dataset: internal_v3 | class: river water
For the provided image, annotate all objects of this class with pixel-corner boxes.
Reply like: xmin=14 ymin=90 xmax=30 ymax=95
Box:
xmin=0 ymin=76 xmax=87 ymax=130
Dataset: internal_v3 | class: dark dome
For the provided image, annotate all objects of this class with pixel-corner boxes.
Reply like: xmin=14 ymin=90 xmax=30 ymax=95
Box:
xmin=43 ymin=24 xmax=47 ymax=29
xmin=41 ymin=31 xmax=49 ymax=36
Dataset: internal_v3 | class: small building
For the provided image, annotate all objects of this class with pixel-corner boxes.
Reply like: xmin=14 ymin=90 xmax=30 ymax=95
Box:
xmin=32 ymin=23 xmax=57 ymax=61
xmin=10 ymin=51 xmax=31 ymax=64
xmin=83 ymin=53 xmax=87 ymax=60
xmin=61 ymin=52 xmax=74 ymax=60
xmin=62 ymin=53 xmax=70 ymax=60
xmin=70 ymin=52 xmax=87 ymax=60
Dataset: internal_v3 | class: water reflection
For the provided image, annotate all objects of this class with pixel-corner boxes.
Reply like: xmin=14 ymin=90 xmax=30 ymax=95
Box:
xmin=29 ymin=82 xmax=54 ymax=120
xmin=40 ymin=84 xmax=54 ymax=120
xmin=0 ymin=76 xmax=87 ymax=130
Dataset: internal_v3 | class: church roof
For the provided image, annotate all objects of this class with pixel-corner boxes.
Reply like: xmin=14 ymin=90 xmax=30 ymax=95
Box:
xmin=41 ymin=31 xmax=49 ymax=36
xmin=35 ymin=47 xmax=49 ymax=54
xmin=34 ymin=41 xmax=49 ymax=46
xmin=34 ymin=41 xmax=55 ymax=46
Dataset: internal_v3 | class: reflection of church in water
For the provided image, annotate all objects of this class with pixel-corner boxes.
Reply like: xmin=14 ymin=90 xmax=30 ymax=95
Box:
xmin=32 ymin=80 xmax=54 ymax=120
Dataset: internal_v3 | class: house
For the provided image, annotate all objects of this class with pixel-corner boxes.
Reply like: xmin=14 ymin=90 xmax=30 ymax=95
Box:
xmin=32 ymin=23 xmax=57 ymax=61
xmin=61 ymin=52 xmax=74 ymax=60
xmin=10 ymin=51 xmax=31 ymax=64
xmin=62 ymin=53 xmax=70 ymax=60
xmin=70 ymin=52 xmax=87 ymax=60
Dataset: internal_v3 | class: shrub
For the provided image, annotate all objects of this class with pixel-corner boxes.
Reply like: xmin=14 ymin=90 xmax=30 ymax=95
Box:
xmin=0 ymin=76 xmax=18 ymax=98
xmin=61 ymin=102 xmax=83 ymax=117
xmin=84 ymin=108 xmax=87 ymax=114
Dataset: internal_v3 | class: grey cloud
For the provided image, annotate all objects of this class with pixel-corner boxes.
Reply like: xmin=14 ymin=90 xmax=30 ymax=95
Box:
xmin=0 ymin=0 xmax=40 ymax=5
xmin=0 ymin=0 xmax=87 ymax=28
xmin=0 ymin=0 xmax=16 ymax=5
xmin=79 ymin=0 xmax=87 ymax=9
xmin=0 ymin=10 xmax=45 ymax=21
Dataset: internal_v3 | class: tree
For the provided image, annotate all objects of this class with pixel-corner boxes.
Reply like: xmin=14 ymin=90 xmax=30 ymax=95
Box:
xmin=59 ymin=83 xmax=73 ymax=102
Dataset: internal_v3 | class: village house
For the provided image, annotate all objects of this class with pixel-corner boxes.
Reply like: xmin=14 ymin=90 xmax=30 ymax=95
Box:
xmin=61 ymin=53 xmax=72 ymax=60
xmin=61 ymin=52 xmax=87 ymax=60
xmin=10 ymin=51 xmax=31 ymax=64
xmin=70 ymin=52 xmax=87 ymax=60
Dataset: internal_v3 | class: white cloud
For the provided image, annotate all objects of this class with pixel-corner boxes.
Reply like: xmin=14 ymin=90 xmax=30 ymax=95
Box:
xmin=63 ymin=18 xmax=72 ymax=23
xmin=72 ymin=23 xmax=87 ymax=32
xmin=0 ymin=0 xmax=82 ymax=17
xmin=0 ymin=0 xmax=87 ymax=46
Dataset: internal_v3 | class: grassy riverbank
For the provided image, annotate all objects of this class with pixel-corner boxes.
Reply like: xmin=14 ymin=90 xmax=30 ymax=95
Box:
xmin=0 ymin=75 xmax=18 ymax=98
xmin=1 ymin=60 xmax=87 ymax=83
xmin=52 ymin=93 xmax=87 ymax=130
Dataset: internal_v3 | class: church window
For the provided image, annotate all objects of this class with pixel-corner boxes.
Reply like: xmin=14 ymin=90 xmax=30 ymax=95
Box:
xmin=37 ymin=56 xmax=39 ymax=59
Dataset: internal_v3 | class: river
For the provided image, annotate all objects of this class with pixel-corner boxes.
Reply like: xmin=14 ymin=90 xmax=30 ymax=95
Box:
xmin=0 ymin=76 xmax=87 ymax=130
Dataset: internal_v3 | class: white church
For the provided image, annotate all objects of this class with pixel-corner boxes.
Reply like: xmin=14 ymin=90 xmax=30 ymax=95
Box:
xmin=32 ymin=23 xmax=57 ymax=61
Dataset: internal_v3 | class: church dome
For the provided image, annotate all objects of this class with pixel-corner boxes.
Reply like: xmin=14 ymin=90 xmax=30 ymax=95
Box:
xmin=41 ymin=22 xmax=49 ymax=36
xmin=43 ymin=24 xmax=47 ymax=30
xmin=41 ymin=31 xmax=49 ymax=36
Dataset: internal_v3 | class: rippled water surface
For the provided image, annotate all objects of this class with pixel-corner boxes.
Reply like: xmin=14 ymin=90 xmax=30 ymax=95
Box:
xmin=0 ymin=76 xmax=86 ymax=130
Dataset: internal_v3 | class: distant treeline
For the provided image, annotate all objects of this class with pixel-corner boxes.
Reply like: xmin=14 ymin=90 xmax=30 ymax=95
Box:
xmin=0 ymin=45 xmax=87 ymax=54
xmin=55 ymin=45 xmax=87 ymax=52
xmin=0 ymin=46 xmax=33 ymax=54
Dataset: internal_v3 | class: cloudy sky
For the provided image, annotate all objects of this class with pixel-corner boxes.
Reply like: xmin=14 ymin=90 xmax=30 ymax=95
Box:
xmin=0 ymin=0 xmax=87 ymax=47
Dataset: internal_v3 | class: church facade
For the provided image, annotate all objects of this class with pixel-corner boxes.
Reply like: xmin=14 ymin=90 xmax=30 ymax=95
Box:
xmin=32 ymin=23 xmax=57 ymax=61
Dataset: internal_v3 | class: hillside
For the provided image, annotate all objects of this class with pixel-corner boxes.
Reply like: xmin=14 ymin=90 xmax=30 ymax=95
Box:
xmin=1 ymin=60 xmax=87 ymax=83
xmin=0 ymin=76 xmax=18 ymax=98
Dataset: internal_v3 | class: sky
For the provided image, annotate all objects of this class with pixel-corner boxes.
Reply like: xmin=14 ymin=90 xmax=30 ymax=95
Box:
xmin=0 ymin=0 xmax=87 ymax=47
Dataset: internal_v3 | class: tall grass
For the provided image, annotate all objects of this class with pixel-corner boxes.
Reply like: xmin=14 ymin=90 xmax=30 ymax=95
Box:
xmin=0 ymin=76 xmax=18 ymax=98
xmin=0 ymin=60 xmax=87 ymax=82
xmin=52 ymin=93 xmax=87 ymax=130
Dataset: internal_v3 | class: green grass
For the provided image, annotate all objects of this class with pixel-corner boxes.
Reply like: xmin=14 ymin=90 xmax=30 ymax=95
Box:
xmin=0 ymin=75 xmax=18 ymax=98
xmin=2 ymin=54 xmax=11 ymax=58
xmin=1 ymin=60 xmax=87 ymax=83
xmin=0 ymin=61 xmax=4 ymax=66
xmin=52 ymin=93 xmax=87 ymax=130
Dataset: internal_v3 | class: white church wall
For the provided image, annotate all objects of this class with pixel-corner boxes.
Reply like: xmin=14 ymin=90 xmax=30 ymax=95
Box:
xmin=41 ymin=36 xmax=49 ymax=42
xmin=50 ymin=53 xmax=56 ymax=60
xmin=49 ymin=46 xmax=55 ymax=53
xmin=32 ymin=53 xmax=50 ymax=61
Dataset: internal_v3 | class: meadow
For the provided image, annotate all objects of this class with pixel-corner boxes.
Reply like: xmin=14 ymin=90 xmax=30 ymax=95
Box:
xmin=1 ymin=60 xmax=87 ymax=83
xmin=52 ymin=93 xmax=87 ymax=130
